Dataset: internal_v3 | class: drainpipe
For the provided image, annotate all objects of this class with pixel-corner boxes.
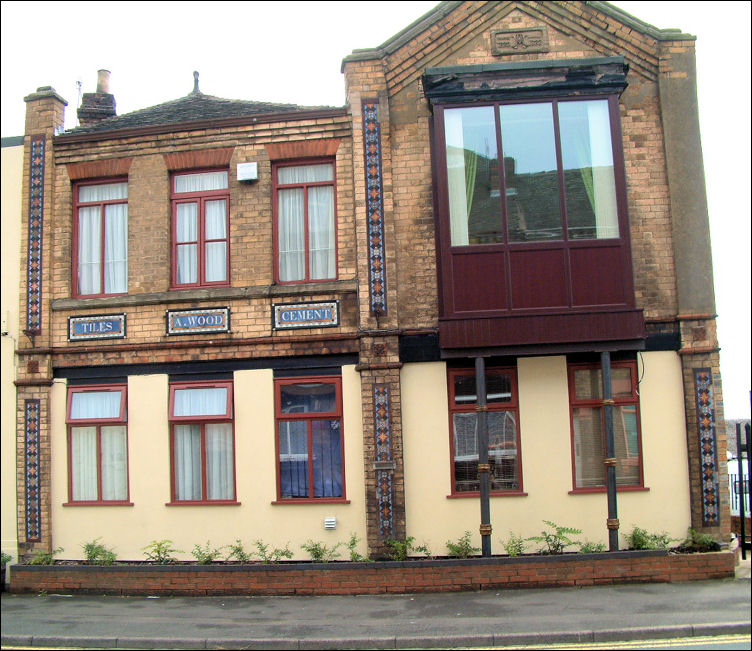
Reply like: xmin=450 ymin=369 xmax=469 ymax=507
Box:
xmin=601 ymin=351 xmax=619 ymax=551
xmin=476 ymin=356 xmax=492 ymax=556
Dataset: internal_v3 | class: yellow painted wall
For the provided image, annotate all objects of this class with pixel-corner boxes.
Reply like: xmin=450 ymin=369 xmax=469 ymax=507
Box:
xmin=402 ymin=353 xmax=691 ymax=555
xmin=1 ymin=142 xmax=23 ymax=562
xmin=50 ymin=366 xmax=366 ymax=561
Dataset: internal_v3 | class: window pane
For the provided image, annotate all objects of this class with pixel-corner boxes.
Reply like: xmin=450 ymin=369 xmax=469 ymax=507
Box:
xmin=488 ymin=411 xmax=518 ymax=490
xmin=206 ymin=423 xmax=234 ymax=500
xmin=101 ymin=426 xmax=127 ymax=500
xmin=205 ymin=200 xmax=227 ymax=239
xmin=308 ymin=186 xmax=335 ymax=279
xmin=573 ymin=407 xmax=605 ymax=487
xmin=453 ymin=371 xmax=512 ymax=405
xmin=174 ymin=171 xmax=228 ymax=193
xmin=574 ymin=367 xmax=633 ymax=401
xmin=278 ymin=188 xmax=305 ymax=281
xmin=205 ymin=242 xmax=227 ymax=282
xmin=444 ymin=106 xmax=500 ymax=246
xmin=104 ymin=203 xmax=128 ymax=294
xmin=71 ymin=426 xmax=98 ymax=501
xmin=176 ymin=203 xmax=198 ymax=243
xmin=279 ymin=421 xmax=309 ymax=497
xmin=79 ymin=182 xmax=127 ymax=202
xmin=174 ymin=424 xmax=202 ymax=500
xmin=500 ymin=103 xmax=562 ymax=242
xmin=615 ymin=405 xmax=640 ymax=486
xmin=173 ymin=387 xmax=228 ymax=417
xmin=78 ymin=206 xmax=101 ymax=295
xmin=278 ymin=164 xmax=333 ymax=184
xmin=280 ymin=383 xmax=336 ymax=414
xmin=559 ymin=100 xmax=618 ymax=240
xmin=176 ymin=244 xmax=197 ymax=284
xmin=312 ymin=420 xmax=343 ymax=497
xmin=70 ymin=390 xmax=122 ymax=420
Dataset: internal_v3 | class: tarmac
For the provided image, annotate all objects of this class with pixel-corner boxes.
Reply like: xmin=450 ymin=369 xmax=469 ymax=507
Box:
xmin=1 ymin=557 xmax=750 ymax=650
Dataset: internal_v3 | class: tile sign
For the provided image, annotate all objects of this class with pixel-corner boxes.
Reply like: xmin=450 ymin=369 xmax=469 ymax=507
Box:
xmin=68 ymin=313 xmax=126 ymax=341
xmin=167 ymin=307 xmax=230 ymax=335
xmin=273 ymin=301 xmax=339 ymax=330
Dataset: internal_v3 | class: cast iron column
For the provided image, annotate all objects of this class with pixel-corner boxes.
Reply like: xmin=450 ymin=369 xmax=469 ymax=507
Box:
xmin=601 ymin=351 xmax=619 ymax=551
xmin=476 ymin=356 xmax=492 ymax=557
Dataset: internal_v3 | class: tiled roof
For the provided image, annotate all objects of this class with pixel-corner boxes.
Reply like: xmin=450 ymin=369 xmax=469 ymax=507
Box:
xmin=66 ymin=91 xmax=340 ymax=135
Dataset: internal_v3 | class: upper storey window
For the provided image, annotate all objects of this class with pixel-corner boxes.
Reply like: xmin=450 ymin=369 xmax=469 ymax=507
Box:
xmin=74 ymin=181 xmax=128 ymax=297
xmin=273 ymin=161 xmax=337 ymax=283
xmin=445 ymin=98 xmax=618 ymax=246
xmin=171 ymin=170 xmax=230 ymax=288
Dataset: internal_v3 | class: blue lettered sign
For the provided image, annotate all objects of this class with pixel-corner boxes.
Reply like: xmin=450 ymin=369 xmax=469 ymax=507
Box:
xmin=166 ymin=307 xmax=230 ymax=335
xmin=68 ymin=314 xmax=126 ymax=341
xmin=273 ymin=301 xmax=339 ymax=330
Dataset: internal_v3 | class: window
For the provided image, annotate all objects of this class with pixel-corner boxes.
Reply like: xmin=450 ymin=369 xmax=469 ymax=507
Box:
xmin=444 ymin=97 xmax=619 ymax=246
xmin=274 ymin=377 xmax=345 ymax=501
xmin=169 ymin=381 xmax=236 ymax=503
xmin=448 ymin=368 xmax=522 ymax=494
xmin=171 ymin=170 xmax=230 ymax=287
xmin=66 ymin=385 xmax=129 ymax=504
xmin=568 ymin=361 xmax=643 ymax=490
xmin=73 ymin=180 xmax=128 ymax=297
xmin=273 ymin=161 xmax=337 ymax=283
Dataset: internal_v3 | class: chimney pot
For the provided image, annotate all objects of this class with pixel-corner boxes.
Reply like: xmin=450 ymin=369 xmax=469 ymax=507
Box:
xmin=96 ymin=69 xmax=111 ymax=94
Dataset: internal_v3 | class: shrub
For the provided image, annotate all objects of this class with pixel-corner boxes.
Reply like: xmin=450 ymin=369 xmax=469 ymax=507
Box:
xmin=445 ymin=531 xmax=480 ymax=559
xmin=346 ymin=533 xmax=370 ymax=562
xmin=680 ymin=528 xmax=721 ymax=552
xmin=191 ymin=541 xmax=224 ymax=565
xmin=1 ymin=552 xmax=12 ymax=568
xmin=225 ymin=539 xmax=253 ymax=563
xmin=142 ymin=540 xmax=182 ymax=564
xmin=502 ymin=531 xmax=527 ymax=557
xmin=526 ymin=521 xmax=582 ymax=555
xmin=384 ymin=537 xmax=431 ymax=561
xmin=579 ymin=541 xmax=607 ymax=554
xmin=82 ymin=538 xmax=117 ymax=565
xmin=625 ymin=527 xmax=674 ymax=550
xmin=27 ymin=547 xmax=64 ymax=566
xmin=254 ymin=540 xmax=293 ymax=564
xmin=301 ymin=540 xmax=342 ymax=563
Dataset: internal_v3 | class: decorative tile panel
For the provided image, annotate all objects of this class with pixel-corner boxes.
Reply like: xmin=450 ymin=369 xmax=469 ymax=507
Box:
xmin=374 ymin=385 xmax=394 ymax=538
xmin=26 ymin=136 xmax=45 ymax=334
xmin=362 ymin=101 xmax=387 ymax=316
xmin=24 ymin=400 xmax=41 ymax=542
xmin=695 ymin=369 xmax=719 ymax=526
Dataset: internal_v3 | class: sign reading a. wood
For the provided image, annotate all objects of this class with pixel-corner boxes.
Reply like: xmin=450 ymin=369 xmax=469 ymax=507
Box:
xmin=166 ymin=307 xmax=230 ymax=335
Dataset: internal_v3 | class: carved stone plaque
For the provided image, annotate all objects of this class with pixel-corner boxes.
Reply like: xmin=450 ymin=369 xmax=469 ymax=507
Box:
xmin=492 ymin=27 xmax=549 ymax=55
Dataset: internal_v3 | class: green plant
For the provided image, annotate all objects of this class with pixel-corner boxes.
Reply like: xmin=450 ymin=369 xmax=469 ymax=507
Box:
xmin=301 ymin=540 xmax=342 ymax=563
xmin=254 ymin=540 xmax=293 ymax=564
xmin=625 ymin=527 xmax=674 ymax=550
xmin=142 ymin=539 xmax=182 ymax=564
xmin=445 ymin=531 xmax=480 ymax=559
xmin=82 ymin=538 xmax=116 ymax=565
xmin=1 ymin=552 xmax=12 ymax=568
xmin=578 ymin=541 xmax=607 ymax=554
xmin=526 ymin=521 xmax=582 ymax=555
xmin=345 ymin=533 xmax=370 ymax=562
xmin=28 ymin=547 xmax=63 ymax=566
xmin=502 ymin=531 xmax=527 ymax=557
xmin=226 ymin=539 xmax=253 ymax=563
xmin=384 ymin=537 xmax=431 ymax=561
xmin=681 ymin=528 xmax=721 ymax=552
xmin=191 ymin=541 xmax=224 ymax=565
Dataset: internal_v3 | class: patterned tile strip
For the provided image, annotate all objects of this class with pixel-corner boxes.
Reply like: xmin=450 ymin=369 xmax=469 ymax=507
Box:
xmin=27 ymin=136 xmax=45 ymax=334
xmin=362 ymin=101 xmax=387 ymax=316
xmin=695 ymin=369 xmax=719 ymax=526
xmin=374 ymin=385 xmax=394 ymax=538
xmin=24 ymin=400 xmax=41 ymax=542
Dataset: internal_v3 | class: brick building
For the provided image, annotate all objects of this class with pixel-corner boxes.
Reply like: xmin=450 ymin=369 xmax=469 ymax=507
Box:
xmin=8 ymin=1 xmax=729 ymax=563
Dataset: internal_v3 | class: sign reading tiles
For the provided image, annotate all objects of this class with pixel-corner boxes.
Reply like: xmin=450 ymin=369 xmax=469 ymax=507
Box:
xmin=273 ymin=301 xmax=339 ymax=330
xmin=695 ymin=369 xmax=720 ymax=526
xmin=24 ymin=400 xmax=41 ymax=542
xmin=166 ymin=307 xmax=230 ymax=335
xmin=374 ymin=385 xmax=394 ymax=538
xmin=362 ymin=101 xmax=388 ymax=316
xmin=26 ymin=136 xmax=45 ymax=334
xmin=68 ymin=314 xmax=126 ymax=341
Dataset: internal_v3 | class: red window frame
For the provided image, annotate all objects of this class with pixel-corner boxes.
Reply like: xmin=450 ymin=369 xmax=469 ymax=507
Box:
xmin=72 ymin=178 xmax=129 ymax=298
xmin=65 ymin=384 xmax=131 ymax=505
xmin=273 ymin=376 xmax=348 ymax=503
xmin=567 ymin=360 xmax=645 ymax=493
xmin=168 ymin=380 xmax=238 ymax=505
xmin=272 ymin=158 xmax=338 ymax=284
xmin=447 ymin=367 xmax=524 ymax=497
xmin=170 ymin=169 xmax=230 ymax=289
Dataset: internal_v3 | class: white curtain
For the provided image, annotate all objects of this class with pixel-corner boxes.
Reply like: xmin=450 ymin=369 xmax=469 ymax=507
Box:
xmin=101 ymin=425 xmax=128 ymax=500
xmin=174 ymin=424 xmax=202 ymax=500
xmin=278 ymin=188 xmax=305 ymax=281
xmin=70 ymin=390 xmax=122 ymax=419
xmin=79 ymin=182 xmax=127 ymax=203
xmin=278 ymin=164 xmax=333 ymax=185
xmin=445 ymin=110 xmax=470 ymax=246
xmin=173 ymin=386 xmax=227 ymax=416
xmin=176 ymin=202 xmax=198 ymax=284
xmin=308 ymin=186 xmax=335 ymax=279
xmin=204 ymin=199 xmax=227 ymax=282
xmin=71 ymin=426 xmax=98 ymax=501
xmin=104 ymin=204 xmax=128 ymax=293
xmin=206 ymin=423 xmax=234 ymax=500
xmin=78 ymin=206 xmax=102 ymax=295
xmin=174 ymin=171 xmax=228 ymax=193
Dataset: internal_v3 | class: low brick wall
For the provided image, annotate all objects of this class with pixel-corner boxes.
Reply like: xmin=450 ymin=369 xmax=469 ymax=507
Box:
xmin=7 ymin=550 xmax=735 ymax=597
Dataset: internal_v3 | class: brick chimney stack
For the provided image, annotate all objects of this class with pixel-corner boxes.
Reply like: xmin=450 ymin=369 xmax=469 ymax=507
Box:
xmin=77 ymin=69 xmax=117 ymax=126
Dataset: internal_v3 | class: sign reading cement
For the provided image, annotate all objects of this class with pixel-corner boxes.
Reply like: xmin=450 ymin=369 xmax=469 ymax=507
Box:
xmin=167 ymin=307 xmax=230 ymax=335
xmin=492 ymin=27 xmax=549 ymax=55
xmin=68 ymin=314 xmax=126 ymax=341
xmin=273 ymin=301 xmax=339 ymax=330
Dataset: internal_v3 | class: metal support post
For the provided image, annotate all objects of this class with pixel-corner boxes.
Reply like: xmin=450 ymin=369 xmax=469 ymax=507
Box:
xmin=601 ymin=351 xmax=619 ymax=551
xmin=475 ymin=356 xmax=492 ymax=557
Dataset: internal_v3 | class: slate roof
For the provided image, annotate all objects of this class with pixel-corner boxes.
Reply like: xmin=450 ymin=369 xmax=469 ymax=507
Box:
xmin=65 ymin=90 xmax=341 ymax=136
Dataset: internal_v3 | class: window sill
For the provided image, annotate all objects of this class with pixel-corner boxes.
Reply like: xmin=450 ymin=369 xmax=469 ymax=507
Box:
xmin=446 ymin=491 xmax=527 ymax=499
xmin=165 ymin=500 xmax=241 ymax=506
xmin=272 ymin=498 xmax=350 ymax=505
xmin=63 ymin=501 xmax=134 ymax=507
xmin=568 ymin=486 xmax=649 ymax=495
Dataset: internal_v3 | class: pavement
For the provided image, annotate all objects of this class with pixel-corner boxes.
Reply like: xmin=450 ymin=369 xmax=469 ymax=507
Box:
xmin=1 ymin=557 xmax=750 ymax=650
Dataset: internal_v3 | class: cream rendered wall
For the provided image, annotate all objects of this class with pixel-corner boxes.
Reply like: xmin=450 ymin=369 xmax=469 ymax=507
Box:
xmin=1 ymin=141 xmax=23 ymax=562
xmin=402 ymin=353 xmax=690 ymax=555
xmin=50 ymin=366 xmax=366 ymax=561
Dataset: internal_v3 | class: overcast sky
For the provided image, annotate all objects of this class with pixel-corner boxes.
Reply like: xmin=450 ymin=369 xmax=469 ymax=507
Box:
xmin=1 ymin=1 xmax=749 ymax=418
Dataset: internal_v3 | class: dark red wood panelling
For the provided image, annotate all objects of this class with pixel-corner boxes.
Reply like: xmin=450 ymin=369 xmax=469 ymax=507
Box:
xmin=451 ymin=250 xmax=507 ymax=313
xmin=509 ymin=249 xmax=568 ymax=310
xmin=569 ymin=246 xmax=625 ymax=307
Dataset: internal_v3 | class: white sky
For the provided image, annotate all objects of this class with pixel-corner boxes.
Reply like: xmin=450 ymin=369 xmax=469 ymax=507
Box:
xmin=1 ymin=1 xmax=749 ymax=418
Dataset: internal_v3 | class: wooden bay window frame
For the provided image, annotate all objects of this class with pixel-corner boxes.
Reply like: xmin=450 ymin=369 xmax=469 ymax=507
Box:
xmin=65 ymin=384 xmax=131 ymax=505
xmin=167 ymin=380 xmax=238 ymax=505
xmin=273 ymin=376 xmax=347 ymax=503
xmin=170 ymin=169 xmax=230 ymax=289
